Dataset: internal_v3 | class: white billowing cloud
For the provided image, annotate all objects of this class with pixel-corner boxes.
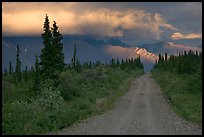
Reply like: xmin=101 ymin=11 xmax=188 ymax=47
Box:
xmin=3 ymin=2 xmax=177 ymax=39
xmin=171 ymin=32 xmax=202 ymax=40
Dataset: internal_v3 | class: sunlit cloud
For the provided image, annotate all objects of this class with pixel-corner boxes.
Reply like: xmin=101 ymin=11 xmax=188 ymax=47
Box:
xmin=3 ymin=2 xmax=177 ymax=39
xmin=171 ymin=32 xmax=202 ymax=40
xmin=104 ymin=45 xmax=139 ymax=59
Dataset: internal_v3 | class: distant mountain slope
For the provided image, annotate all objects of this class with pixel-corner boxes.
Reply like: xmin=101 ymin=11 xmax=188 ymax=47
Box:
xmin=171 ymin=38 xmax=202 ymax=47
xmin=3 ymin=35 xmax=200 ymax=72
xmin=137 ymin=41 xmax=202 ymax=55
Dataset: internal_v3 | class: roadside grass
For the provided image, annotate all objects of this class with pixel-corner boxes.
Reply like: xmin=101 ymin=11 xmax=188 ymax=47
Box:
xmin=2 ymin=66 xmax=144 ymax=135
xmin=152 ymin=70 xmax=202 ymax=125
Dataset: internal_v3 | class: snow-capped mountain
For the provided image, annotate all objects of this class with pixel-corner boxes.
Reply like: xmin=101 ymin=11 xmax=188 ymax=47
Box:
xmin=134 ymin=47 xmax=158 ymax=62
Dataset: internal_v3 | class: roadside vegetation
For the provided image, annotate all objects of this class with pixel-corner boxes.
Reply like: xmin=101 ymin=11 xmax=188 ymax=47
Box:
xmin=151 ymin=51 xmax=202 ymax=125
xmin=2 ymin=15 xmax=144 ymax=135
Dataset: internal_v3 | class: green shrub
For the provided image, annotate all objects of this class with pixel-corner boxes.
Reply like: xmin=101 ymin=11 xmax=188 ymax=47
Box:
xmin=2 ymin=83 xmax=66 ymax=135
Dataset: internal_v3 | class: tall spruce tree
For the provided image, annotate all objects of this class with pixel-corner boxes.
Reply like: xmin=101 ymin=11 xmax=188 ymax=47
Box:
xmin=15 ymin=44 xmax=21 ymax=82
xmin=51 ymin=21 xmax=64 ymax=72
xmin=40 ymin=14 xmax=53 ymax=79
xmin=40 ymin=15 xmax=64 ymax=80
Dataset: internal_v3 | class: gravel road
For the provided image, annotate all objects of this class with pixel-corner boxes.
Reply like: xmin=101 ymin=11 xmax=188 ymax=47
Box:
xmin=53 ymin=73 xmax=202 ymax=135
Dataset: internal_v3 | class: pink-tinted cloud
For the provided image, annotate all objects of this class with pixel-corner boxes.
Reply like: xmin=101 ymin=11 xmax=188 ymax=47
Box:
xmin=3 ymin=2 xmax=177 ymax=39
xmin=171 ymin=32 xmax=202 ymax=40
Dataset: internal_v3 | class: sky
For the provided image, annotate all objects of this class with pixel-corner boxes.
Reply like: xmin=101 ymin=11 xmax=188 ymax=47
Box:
xmin=2 ymin=2 xmax=202 ymax=43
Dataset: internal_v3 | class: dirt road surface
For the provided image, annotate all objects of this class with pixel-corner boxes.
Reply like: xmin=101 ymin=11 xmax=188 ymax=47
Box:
xmin=53 ymin=73 xmax=202 ymax=135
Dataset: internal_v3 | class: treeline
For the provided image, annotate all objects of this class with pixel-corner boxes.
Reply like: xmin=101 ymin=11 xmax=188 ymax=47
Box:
xmin=67 ymin=43 xmax=144 ymax=73
xmin=3 ymin=42 xmax=144 ymax=93
xmin=154 ymin=50 xmax=202 ymax=75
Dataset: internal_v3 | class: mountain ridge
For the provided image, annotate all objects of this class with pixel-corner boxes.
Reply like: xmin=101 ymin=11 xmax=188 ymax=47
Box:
xmin=2 ymin=35 xmax=202 ymax=72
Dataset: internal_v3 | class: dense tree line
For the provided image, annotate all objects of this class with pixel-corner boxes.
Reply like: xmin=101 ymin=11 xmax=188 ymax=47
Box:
xmin=154 ymin=50 xmax=202 ymax=75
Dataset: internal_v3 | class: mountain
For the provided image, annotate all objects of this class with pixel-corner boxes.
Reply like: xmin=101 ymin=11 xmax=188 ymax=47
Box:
xmin=3 ymin=35 xmax=159 ymax=72
xmin=4 ymin=35 xmax=200 ymax=73
xmin=2 ymin=36 xmax=111 ymax=71
xmin=137 ymin=41 xmax=202 ymax=55
xmin=107 ymin=38 xmax=130 ymax=47
xmin=134 ymin=47 xmax=158 ymax=62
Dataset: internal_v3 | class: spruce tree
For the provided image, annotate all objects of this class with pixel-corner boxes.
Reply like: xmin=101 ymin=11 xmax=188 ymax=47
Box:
xmin=165 ymin=52 xmax=168 ymax=61
xmin=40 ymin=14 xmax=53 ymax=79
xmin=15 ymin=44 xmax=21 ymax=83
xmin=51 ymin=21 xmax=64 ymax=72
xmin=111 ymin=58 xmax=115 ymax=68
xmin=72 ymin=43 xmax=77 ymax=69
xmin=40 ymin=15 xmax=64 ymax=81
xmin=121 ymin=59 xmax=125 ymax=70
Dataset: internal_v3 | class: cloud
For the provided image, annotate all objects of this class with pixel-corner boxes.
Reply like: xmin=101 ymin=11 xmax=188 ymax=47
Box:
xmin=104 ymin=45 xmax=139 ymax=59
xmin=3 ymin=2 xmax=177 ymax=40
xmin=171 ymin=32 xmax=202 ymax=40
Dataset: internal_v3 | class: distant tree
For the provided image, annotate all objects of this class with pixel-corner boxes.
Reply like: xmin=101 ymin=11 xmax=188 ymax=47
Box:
xmin=121 ymin=59 xmax=125 ymax=70
xmin=72 ymin=43 xmax=77 ymax=69
xmin=111 ymin=58 xmax=115 ymax=68
xmin=89 ymin=61 xmax=92 ymax=69
xmin=165 ymin=52 xmax=168 ymax=61
xmin=15 ymin=44 xmax=21 ymax=83
xmin=195 ymin=51 xmax=198 ymax=56
xmin=116 ymin=57 xmax=120 ymax=68
xmin=184 ymin=50 xmax=187 ymax=56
